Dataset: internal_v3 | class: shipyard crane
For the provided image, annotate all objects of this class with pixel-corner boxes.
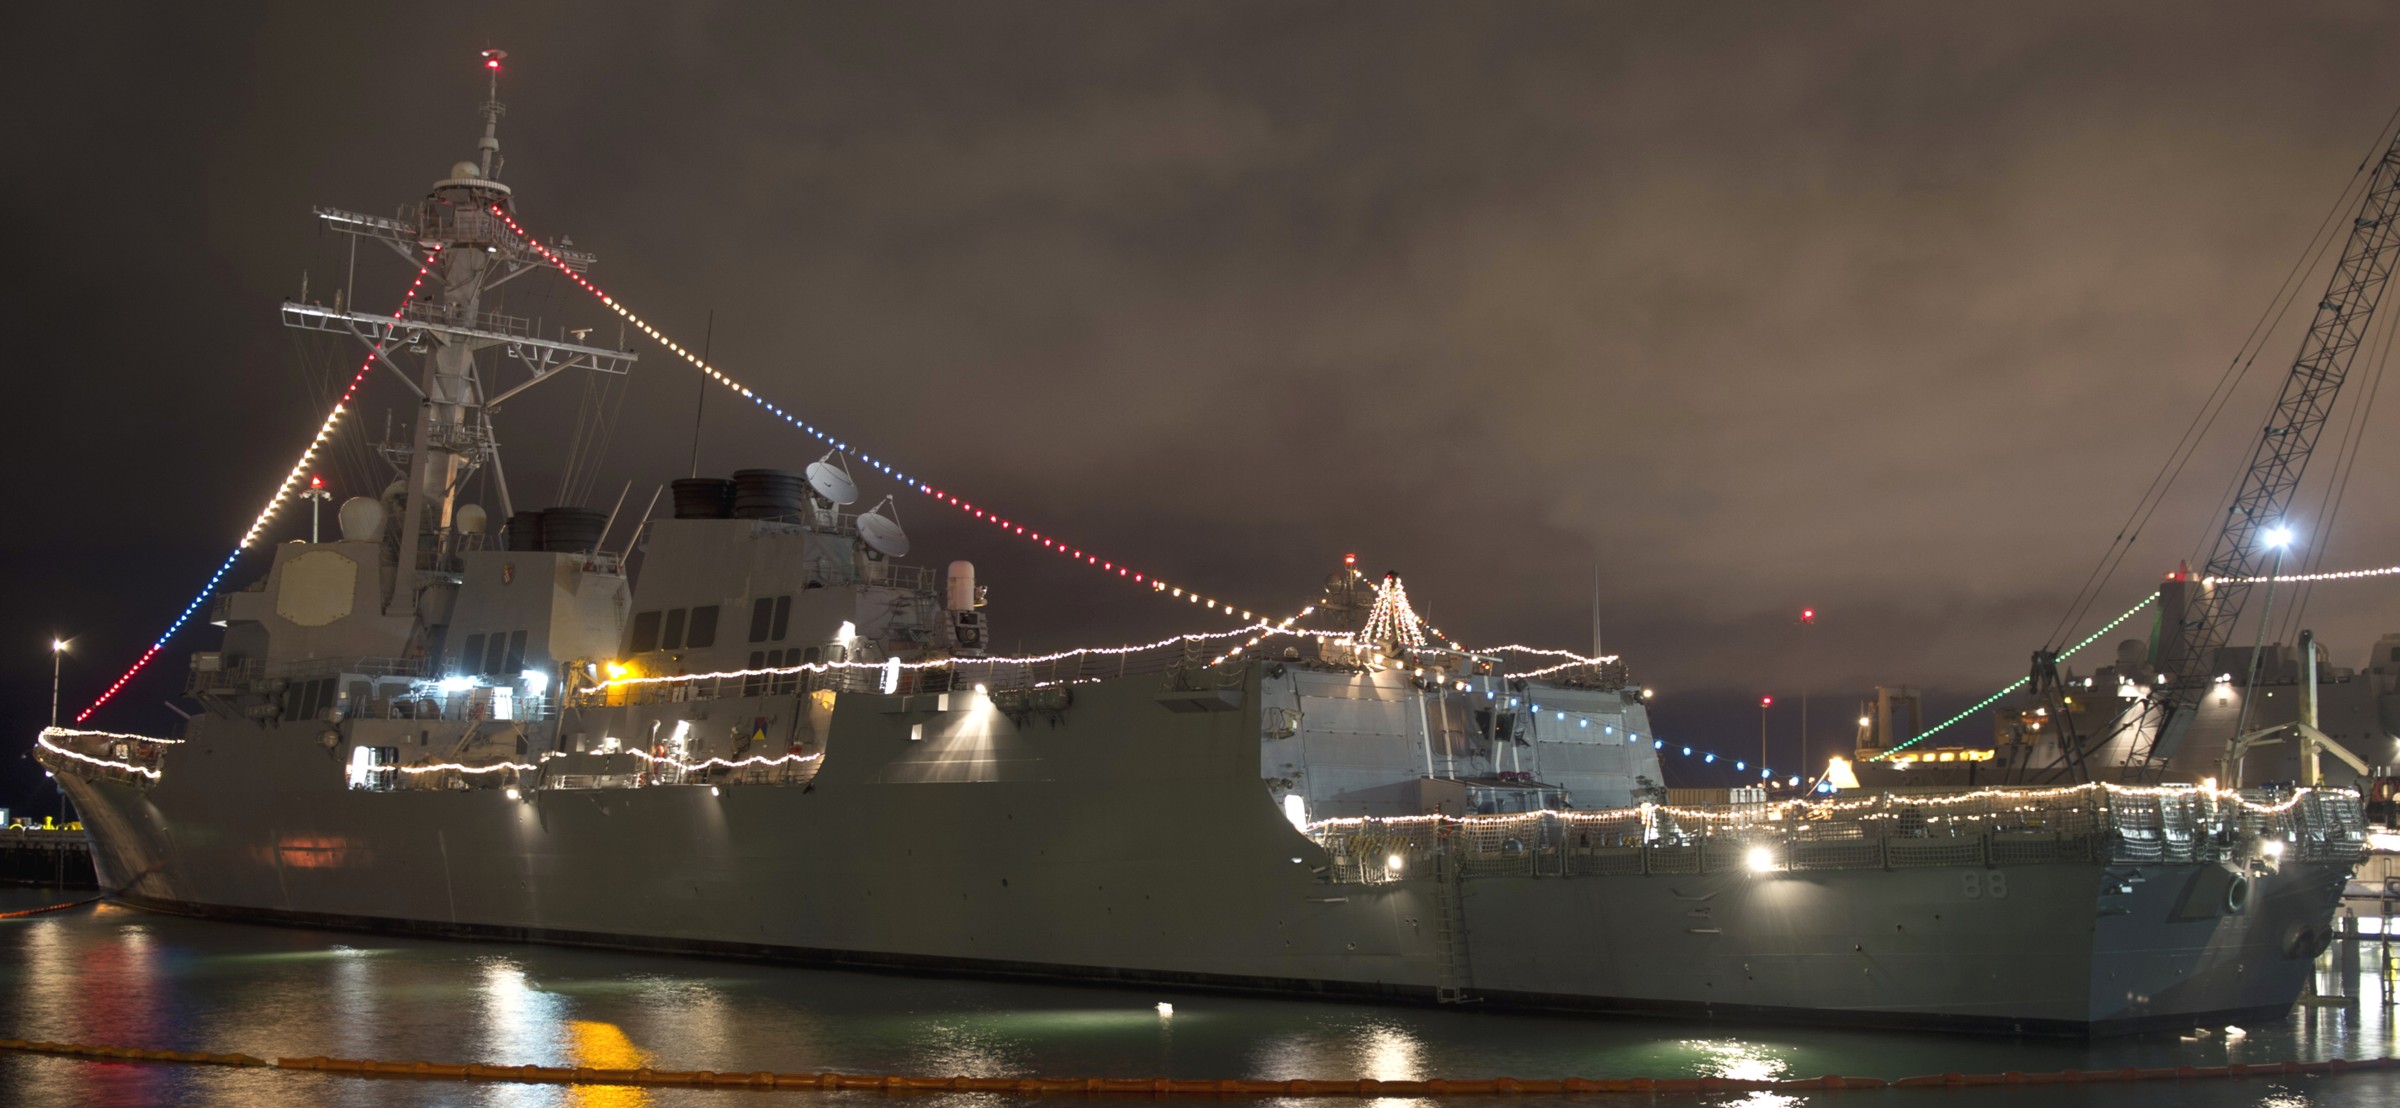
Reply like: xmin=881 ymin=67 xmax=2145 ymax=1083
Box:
xmin=2062 ymin=126 xmax=2400 ymax=784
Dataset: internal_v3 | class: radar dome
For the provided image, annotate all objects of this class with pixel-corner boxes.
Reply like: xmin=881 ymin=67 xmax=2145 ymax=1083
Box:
xmin=337 ymin=497 xmax=386 ymax=543
xmin=450 ymin=160 xmax=481 ymax=179
xmin=455 ymin=503 xmax=489 ymax=535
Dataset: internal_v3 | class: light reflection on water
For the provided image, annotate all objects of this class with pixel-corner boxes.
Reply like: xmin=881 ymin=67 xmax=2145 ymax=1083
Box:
xmin=1682 ymin=1036 xmax=1790 ymax=1082
xmin=567 ymin=1020 xmax=651 ymax=1108
xmin=1 ymin=885 xmax=2397 ymax=1107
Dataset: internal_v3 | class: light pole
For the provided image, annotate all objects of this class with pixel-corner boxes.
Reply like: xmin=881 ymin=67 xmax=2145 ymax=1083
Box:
xmin=1760 ymin=695 xmax=1774 ymax=783
xmin=50 ymin=636 xmax=70 ymax=826
xmin=1798 ymin=607 xmax=1816 ymax=777
xmin=303 ymin=474 xmax=332 ymax=543
xmin=2231 ymin=524 xmax=2297 ymax=756
xmin=50 ymin=636 xmax=69 ymax=729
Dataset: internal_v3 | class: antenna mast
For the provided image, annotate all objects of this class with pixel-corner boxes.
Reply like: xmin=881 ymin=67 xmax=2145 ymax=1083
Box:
xmin=478 ymin=49 xmax=507 ymax=179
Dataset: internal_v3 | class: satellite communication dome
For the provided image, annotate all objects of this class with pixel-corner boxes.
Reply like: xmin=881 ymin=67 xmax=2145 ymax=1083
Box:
xmin=454 ymin=503 xmax=488 ymax=534
xmin=857 ymin=498 xmax=910 ymax=558
xmin=337 ymin=497 xmax=386 ymax=543
xmin=805 ymin=451 xmax=859 ymax=506
xmin=450 ymin=160 xmax=481 ymax=179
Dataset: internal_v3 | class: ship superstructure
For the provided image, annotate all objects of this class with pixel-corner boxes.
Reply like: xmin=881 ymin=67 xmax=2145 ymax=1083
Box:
xmin=33 ymin=57 xmax=2369 ymax=1035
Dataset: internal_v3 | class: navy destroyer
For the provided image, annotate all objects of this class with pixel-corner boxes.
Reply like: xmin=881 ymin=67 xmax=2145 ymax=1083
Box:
xmin=37 ymin=57 xmax=2368 ymax=1035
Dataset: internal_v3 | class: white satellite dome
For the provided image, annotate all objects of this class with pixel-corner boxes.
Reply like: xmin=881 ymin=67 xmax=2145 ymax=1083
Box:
xmin=336 ymin=497 xmax=386 ymax=543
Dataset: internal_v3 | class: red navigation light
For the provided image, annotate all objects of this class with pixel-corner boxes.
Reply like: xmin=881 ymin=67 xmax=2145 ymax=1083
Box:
xmin=1800 ymin=607 xmax=1816 ymax=624
xmin=309 ymin=474 xmax=324 ymax=489
xmin=1761 ymin=695 xmax=1775 ymax=708
xmin=486 ymin=59 xmax=500 ymax=69
xmin=1344 ymin=553 xmax=1356 ymax=566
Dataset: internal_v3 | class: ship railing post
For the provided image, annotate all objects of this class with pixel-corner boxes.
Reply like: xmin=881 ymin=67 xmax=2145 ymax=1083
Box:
xmin=1639 ymin=802 xmax=1654 ymax=876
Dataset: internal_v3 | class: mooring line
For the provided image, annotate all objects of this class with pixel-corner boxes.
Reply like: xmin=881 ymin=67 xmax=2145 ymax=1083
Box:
xmin=3 ymin=1036 xmax=2395 ymax=1097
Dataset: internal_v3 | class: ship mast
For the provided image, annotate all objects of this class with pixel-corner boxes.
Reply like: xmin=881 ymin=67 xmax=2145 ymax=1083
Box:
xmin=281 ymin=51 xmax=636 ymax=617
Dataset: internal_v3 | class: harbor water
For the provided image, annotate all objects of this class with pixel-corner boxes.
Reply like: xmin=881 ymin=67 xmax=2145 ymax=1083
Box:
xmin=1 ymin=886 xmax=2395 ymax=1107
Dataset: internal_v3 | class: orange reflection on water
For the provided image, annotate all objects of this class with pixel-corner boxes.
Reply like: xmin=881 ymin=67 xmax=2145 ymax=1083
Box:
xmin=569 ymin=1019 xmax=653 ymax=1108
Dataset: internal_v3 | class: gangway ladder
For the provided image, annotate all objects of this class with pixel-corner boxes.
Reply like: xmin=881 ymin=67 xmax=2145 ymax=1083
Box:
xmin=1431 ymin=850 xmax=1475 ymax=1004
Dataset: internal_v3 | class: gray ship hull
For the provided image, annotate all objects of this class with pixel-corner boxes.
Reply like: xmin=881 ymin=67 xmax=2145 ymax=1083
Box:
xmin=52 ymin=668 xmax=2354 ymax=1036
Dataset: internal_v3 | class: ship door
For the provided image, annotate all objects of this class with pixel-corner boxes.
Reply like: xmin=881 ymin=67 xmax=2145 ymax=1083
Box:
xmin=344 ymin=745 xmax=399 ymax=792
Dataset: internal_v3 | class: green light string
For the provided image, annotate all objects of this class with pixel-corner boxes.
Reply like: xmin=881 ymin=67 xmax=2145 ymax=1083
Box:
xmin=1871 ymin=594 xmax=2158 ymax=760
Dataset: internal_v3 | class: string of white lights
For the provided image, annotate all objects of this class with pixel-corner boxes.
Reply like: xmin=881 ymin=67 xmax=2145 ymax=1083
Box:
xmin=626 ymin=748 xmax=823 ymax=773
xmin=78 ymin=251 xmax=445 ymax=722
xmin=1465 ymin=644 xmax=1623 ymax=664
xmin=1359 ymin=574 xmax=1429 ymax=652
xmin=40 ymin=727 xmax=182 ymax=746
xmin=2207 ymin=562 xmax=2400 ymax=585
xmin=1504 ymin=658 xmax=1624 ymax=679
xmin=393 ymin=760 xmax=539 ymax=776
xmin=603 ymin=619 xmax=1313 ymax=689
xmin=34 ymin=733 xmax=163 ymax=780
xmin=1306 ymin=781 xmax=2318 ymax=833
xmin=488 ymin=206 xmax=1259 ymax=617
xmin=1206 ymin=606 xmax=1324 ymax=665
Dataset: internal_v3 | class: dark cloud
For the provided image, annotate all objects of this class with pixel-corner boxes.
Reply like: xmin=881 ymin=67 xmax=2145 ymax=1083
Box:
xmin=5 ymin=2 xmax=2397 ymax=807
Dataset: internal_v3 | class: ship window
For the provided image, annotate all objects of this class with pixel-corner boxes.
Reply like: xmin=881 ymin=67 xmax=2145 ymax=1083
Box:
xmin=662 ymin=609 xmax=688 ymax=651
xmin=745 ymin=651 xmax=767 ymax=697
xmin=748 ymin=598 xmax=774 ymax=643
xmin=771 ymin=595 xmax=792 ymax=641
xmin=483 ymin=633 xmax=508 ymax=676
xmin=460 ymin=634 xmax=487 ymax=676
xmin=504 ymin=630 xmax=528 ymax=674
xmin=629 ymin=610 xmax=663 ymax=653
xmin=687 ymin=605 xmax=719 ymax=648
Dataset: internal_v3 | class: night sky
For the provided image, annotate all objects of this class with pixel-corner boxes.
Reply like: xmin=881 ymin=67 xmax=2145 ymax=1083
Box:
xmin=7 ymin=3 xmax=2398 ymax=815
